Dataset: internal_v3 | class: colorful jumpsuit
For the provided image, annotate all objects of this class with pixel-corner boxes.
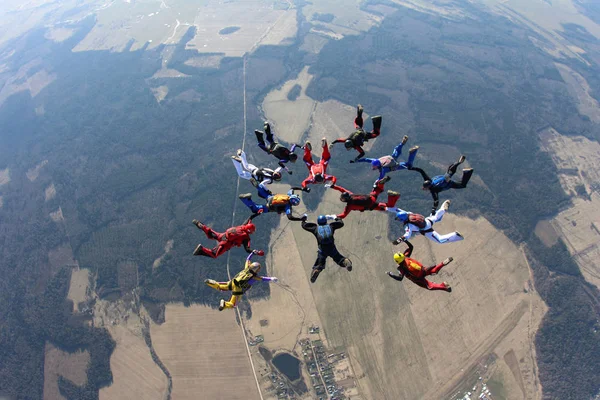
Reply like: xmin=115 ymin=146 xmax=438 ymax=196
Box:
xmin=335 ymin=180 xmax=400 ymax=219
xmin=301 ymin=216 xmax=351 ymax=276
xmin=388 ymin=241 xmax=451 ymax=291
xmin=331 ymin=106 xmax=382 ymax=161
xmin=205 ymin=253 xmax=277 ymax=309
xmin=301 ymin=141 xmax=338 ymax=189
xmin=232 ymin=149 xmax=283 ymax=198
xmin=355 ymin=140 xmax=418 ymax=180
xmin=239 ymin=189 xmax=304 ymax=221
xmin=412 ymin=162 xmax=474 ymax=216
xmin=255 ymin=123 xmax=299 ymax=172
xmin=388 ymin=206 xmax=463 ymax=244
xmin=193 ymin=219 xmax=256 ymax=258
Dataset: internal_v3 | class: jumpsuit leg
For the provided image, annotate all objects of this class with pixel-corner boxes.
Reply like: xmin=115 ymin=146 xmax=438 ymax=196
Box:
xmin=313 ymin=252 xmax=328 ymax=272
xmin=444 ymin=160 xmax=462 ymax=181
xmin=223 ymin=295 xmax=240 ymax=309
xmin=391 ymin=142 xmax=404 ymax=160
xmin=406 ymin=275 xmax=447 ymax=291
xmin=425 ymin=231 xmax=463 ymax=244
xmin=265 ymin=124 xmax=275 ymax=145
xmin=198 ymin=241 xmax=231 ymax=258
xmin=240 ymin=197 xmax=268 ymax=214
xmin=205 ymin=280 xmax=231 ymax=291
xmin=406 ymin=146 xmax=418 ymax=167
xmin=425 ymin=261 xmax=447 ymax=276
xmin=232 ymin=158 xmax=252 ymax=180
xmin=330 ymin=247 xmax=351 ymax=270
xmin=255 ymin=130 xmax=269 ymax=153
xmin=429 ymin=208 xmax=446 ymax=223
xmin=386 ymin=192 xmax=400 ymax=208
xmin=257 ymin=185 xmax=273 ymax=200
xmin=448 ymin=169 xmax=473 ymax=189
xmin=201 ymin=226 xmax=224 ymax=241
xmin=320 ymin=142 xmax=331 ymax=167
xmin=303 ymin=146 xmax=315 ymax=168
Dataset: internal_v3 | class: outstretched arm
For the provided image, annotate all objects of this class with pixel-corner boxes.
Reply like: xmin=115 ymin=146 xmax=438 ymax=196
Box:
xmin=331 ymin=138 xmax=346 ymax=145
xmin=355 ymin=157 xmax=376 ymax=164
xmin=285 ymin=206 xmax=304 ymax=221
xmin=243 ymin=239 xmax=252 ymax=253
xmin=412 ymin=167 xmax=430 ymax=181
xmin=403 ymin=240 xmax=414 ymax=257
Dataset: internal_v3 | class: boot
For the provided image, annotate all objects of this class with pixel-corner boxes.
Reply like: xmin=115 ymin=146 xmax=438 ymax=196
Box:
xmin=357 ymin=104 xmax=363 ymax=118
xmin=239 ymin=193 xmax=252 ymax=200
xmin=387 ymin=271 xmax=403 ymax=281
xmin=192 ymin=219 xmax=204 ymax=230
xmin=371 ymin=115 xmax=382 ymax=132
xmin=249 ymin=177 xmax=258 ymax=188
xmin=264 ymin=122 xmax=271 ymax=135
xmin=231 ymin=155 xmax=242 ymax=162
xmin=402 ymin=135 xmax=409 ymax=145
xmin=443 ymin=282 xmax=452 ymax=293
xmin=342 ymin=258 xmax=352 ymax=271
xmin=254 ymin=130 xmax=265 ymax=141
xmin=204 ymin=279 xmax=218 ymax=286
xmin=441 ymin=200 xmax=451 ymax=212
xmin=193 ymin=244 xmax=205 ymax=256
xmin=310 ymin=268 xmax=322 ymax=283
xmin=237 ymin=148 xmax=243 ymax=156
xmin=387 ymin=190 xmax=400 ymax=197
xmin=321 ymin=137 xmax=327 ymax=148
xmin=458 ymin=155 xmax=466 ymax=164
xmin=304 ymin=141 xmax=312 ymax=151
xmin=442 ymin=257 xmax=453 ymax=266
xmin=375 ymin=175 xmax=391 ymax=186
xmin=461 ymin=168 xmax=474 ymax=186
xmin=456 ymin=231 xmax=463 ymax=239
xmin=409 ymin=146 xmax=419 ymax=154
xmin=218 ymin=299 xmax=226 ymax=311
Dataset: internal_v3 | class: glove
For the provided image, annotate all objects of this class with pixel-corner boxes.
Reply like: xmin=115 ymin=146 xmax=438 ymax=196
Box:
xmin=301 ymin=214 xmax=308 ymax=221
xmin=324 ymin=183 xmax=332 ymax=188
xmin=192 ymin=219 xmax=199 ymax=225
xmin=349 ymin=160 xmax=355 ymax=163
xmin=288 ymin=170 xmax=293 ymax=175
xmin=255 ymin=250 xmax=265 ymax=256
xmin=270 ymin=277 xmax=278 ymax=282
xmin=303 ymin=187 xmax=311 ymax=193
xmin=392 ymin=239 xmax=400 ymax=245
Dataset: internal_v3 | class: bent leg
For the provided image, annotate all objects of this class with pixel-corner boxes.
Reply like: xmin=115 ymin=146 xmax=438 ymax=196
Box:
xmin=232 ymin=159 xmax=252 ymax=180
xmin=406 ymin=147 xmax=418 ymax=167
xmin=257 ymin=185 xmax=272 ymax=200
xmin=303 ymin=146 xmax=314 ymax=167
xmin=240 ymin=197 xmax=266 ymax=214
xmin=429 ymin=208 xmax=446 ymax=223
xmin=201 ymin=226 xmax=222 ymax=241
xmin=426 ymin=261 xmax=447 ymax=276
xmin=386 ymin=192 xmax=400 ymax=208
xmin=223 ymin=294 xmax=240 ymax=309
xmin=424 ymin=279 xmax=449 ymax=291
xmin=426 ymin=231 xmax=463 ymax=244
xmin=391 ymin=142 xmax=404 ymax=160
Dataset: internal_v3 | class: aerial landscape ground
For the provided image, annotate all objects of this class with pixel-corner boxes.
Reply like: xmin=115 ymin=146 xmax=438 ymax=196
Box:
xmin=0 ymin=0 xmax=599 ymax=400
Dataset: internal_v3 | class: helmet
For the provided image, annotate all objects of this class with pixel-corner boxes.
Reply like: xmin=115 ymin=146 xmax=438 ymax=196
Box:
xmin=289 ymin=194 xmax=301 ymax=206
xmin=314 ymin=173 xmax=324 ymax=183
xmin=340 ymin=192 xmax=351 ymax=202
xmin=249 ymin=262 xmax=261 ymax=274
xmin=371 ymin=159 xmax=381 ymax=170
xmin=272 ymin=171 xmax=282 ymax=181
xmin=423 ymin=180 xmax=432 ymax=189
xmin=393 ymin=253 xmax=405 ymax=264
xmin=244 ymin=223 xmax=256 ymax=234
xmin=289 ymin=153 xmax=298 ymax=162
xmin=395 ymin=211 xmax=409 ymax=222
xmin=317 ymin=215 xmax=327 ymax=225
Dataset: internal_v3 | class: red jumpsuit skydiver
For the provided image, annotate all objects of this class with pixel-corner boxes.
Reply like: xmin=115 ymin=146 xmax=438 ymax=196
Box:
xmin=334 ymin=176 xmax=400 ymax=219
xmin=387 ymin=239 xmax=453 ymax=291
xmin=301 ymin=138 xmax=340 ymax=191
xmin=192 ymin=216 xmax=264 ymax=259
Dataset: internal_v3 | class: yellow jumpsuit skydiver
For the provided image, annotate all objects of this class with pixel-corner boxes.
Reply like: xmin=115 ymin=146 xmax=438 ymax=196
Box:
xmin=205 ymin=251 xmax=277 ymax=311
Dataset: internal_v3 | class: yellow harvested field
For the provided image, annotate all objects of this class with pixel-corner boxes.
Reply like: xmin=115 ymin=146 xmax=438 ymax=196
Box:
xmin=100 ymin=313 xmax=168 ymax=400
xmin=67 ymin=268 xmax=89 ymax=313
xmin=262 ymin=66 xmax=316 ymax=143
xmin=44 ymin=343 xmax=89 ymax=400
xmin=541 ymin=128 xmax=600 ymax=289
xmin=151 ymin=304 xmax=260 ymax=400
xmin=555 ymin=63 xmax=600 ymax=123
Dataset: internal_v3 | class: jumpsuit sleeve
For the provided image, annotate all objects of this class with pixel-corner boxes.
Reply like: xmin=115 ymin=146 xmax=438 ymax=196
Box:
xmin=355 ymin=157 xmax=375 ymax=163
xmin=331 ymin=138 xmax=345 ymax=144
xmin=402 ymin=225 xmax=413 ymax=240
xmin=301 ymin=221 xmax=317 ymax=233
xmin=330 ymin=220 xmax=344 ymax=232
xmin=244 ymin=252 xmax=254 ymax=268
xmin=404 ymin=241 xmax=414 ymax=257
xmin=290 ymin=144 xmax=298 ymax=152
xmin=301 ymin=176 xmax=313 ymax=188
xmin=354 ymin=146 xmax=365 ymax=160
xmin=286 ymin=206 xmax=303 ymax=221
xmin=431 ymin=191 xmax=439 ymax=216
xmin=413 ymin=167 xmax=430 ymax=181
xmin=243 ymin=239 xmax=252 ymax=253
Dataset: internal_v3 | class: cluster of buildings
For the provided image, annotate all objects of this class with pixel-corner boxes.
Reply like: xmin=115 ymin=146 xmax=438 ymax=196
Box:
xmin=267 ymin=371 xmax=297 ymax=400
xmin=300 ymin=335 xmax=348 ymax=400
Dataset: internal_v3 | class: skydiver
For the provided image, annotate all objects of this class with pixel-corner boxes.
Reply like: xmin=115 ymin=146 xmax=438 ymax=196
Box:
xmin=411 ymin=155 xmax=474 ymax=216
xmin=330 ymin=104 xmax=382 ymax=161
xmin=192 ymin=215 xmax=264 ymax=259
xmin=238 ymin=187 xmax=306 ymax=221
xmin=255 ymin=122 xmax=300 ymax=174
xmin=334 ymin=176 xmax=400 ymax=219
xmin=204 ymin=250 xmax=278 ymax=311
xmin=388 ymin=200 xmax=464 ymax=244
xmin=232 ymin=148 xmax=283 ymax=195
xmin=354 ymin=135 xmax=419 ymax=181
xmin=387 ymin=239 xmax=453 ymax=292
xmin=301 ymin=214 xmax=352 ymax=283
xmin=300 ymin=138 xmax=340 ymax=192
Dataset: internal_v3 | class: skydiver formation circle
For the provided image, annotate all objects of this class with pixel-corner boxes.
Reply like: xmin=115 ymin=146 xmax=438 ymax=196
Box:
xmin=198 ymin=105 xmax=474 ymax=311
